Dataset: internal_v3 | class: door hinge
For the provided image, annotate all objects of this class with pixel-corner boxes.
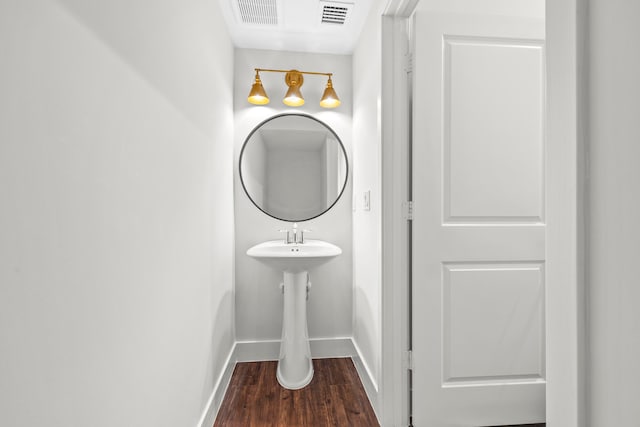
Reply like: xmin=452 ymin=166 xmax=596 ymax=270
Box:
xmin=405 ymin=350 xmax=413 ymax=371
xmin=403 ymin=201 xmax=414 ymax=221
xmin=404 ymin=52 xmax=414 ymax=73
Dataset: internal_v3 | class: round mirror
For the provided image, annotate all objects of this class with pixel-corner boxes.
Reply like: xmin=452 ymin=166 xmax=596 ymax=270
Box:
xmin=239 ymin=114 xmax=348 ymax=222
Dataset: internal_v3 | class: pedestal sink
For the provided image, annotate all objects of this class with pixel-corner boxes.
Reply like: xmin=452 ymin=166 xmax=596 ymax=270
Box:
xmin=247 ymin=239 xmax=342 ymax=389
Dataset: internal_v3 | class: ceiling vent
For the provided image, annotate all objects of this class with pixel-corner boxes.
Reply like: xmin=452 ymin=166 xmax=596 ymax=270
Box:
xmin=236 ymin=0 xmax=278 ymax=25
xmin=319 ymin=1 xmax=353 ymax=25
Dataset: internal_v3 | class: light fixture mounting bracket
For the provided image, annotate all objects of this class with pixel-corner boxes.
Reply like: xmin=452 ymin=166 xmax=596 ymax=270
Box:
xmin=285 ymin=70 xmax=304 ymax=87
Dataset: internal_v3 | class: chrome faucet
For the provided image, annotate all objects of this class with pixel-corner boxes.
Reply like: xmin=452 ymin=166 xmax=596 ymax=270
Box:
xmin=279 ymin=223 xmax=312 ymax=244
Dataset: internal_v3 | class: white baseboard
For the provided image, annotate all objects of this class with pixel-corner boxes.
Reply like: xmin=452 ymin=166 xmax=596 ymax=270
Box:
xmin=234 ymin=339 xmax=280 ymax=361
xmin=311 ymin=337 xmax=357 ymax=359
xmin=197 ymin=343 xmax=238 ymax=427
xmin=235 ymin=337 xmax=356 ymax=361
xmin=197 ymin=337 xmax=380 ymax=426
xmin=351 ymin=339 xmax=381 ymax=421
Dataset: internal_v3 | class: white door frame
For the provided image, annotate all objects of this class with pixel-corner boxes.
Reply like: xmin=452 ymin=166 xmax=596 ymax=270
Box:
xmin=543 ymin=0 xmax=588 ymax=425
xmin=380 ymin=2 xmax=416 ymax=425
xmin=379 ymin=0 xmax=587 ymax=425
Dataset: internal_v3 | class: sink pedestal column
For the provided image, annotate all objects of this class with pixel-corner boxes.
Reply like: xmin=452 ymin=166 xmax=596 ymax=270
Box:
xmin=277 ymin=271 xmax=313 ymax=389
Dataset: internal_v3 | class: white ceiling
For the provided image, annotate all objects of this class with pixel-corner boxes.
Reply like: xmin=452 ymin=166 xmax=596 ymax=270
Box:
xmin=218 ymin=0 xmax=374 ymax=55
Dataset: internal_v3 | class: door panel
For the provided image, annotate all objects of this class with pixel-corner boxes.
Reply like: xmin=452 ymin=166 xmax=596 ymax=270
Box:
xmin=443 ymin=37 xmax=545 ymax=223
xmin=442 ymin=262 xmax=545 ymax=383
xmin=411 ymin=6 xmax=546 ymax=427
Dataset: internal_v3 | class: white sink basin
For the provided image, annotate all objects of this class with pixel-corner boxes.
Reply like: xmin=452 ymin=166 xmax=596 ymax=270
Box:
xmin=247 ymin=239 xmax=342 ymax=273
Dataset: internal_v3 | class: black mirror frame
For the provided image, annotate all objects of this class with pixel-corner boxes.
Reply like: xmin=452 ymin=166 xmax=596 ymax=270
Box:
xmin=239 ymin=113 xmax=349 ymax=222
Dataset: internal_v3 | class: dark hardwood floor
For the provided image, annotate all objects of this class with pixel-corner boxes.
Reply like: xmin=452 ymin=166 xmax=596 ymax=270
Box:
xmin=213 ymin=358 xmax=379 ymax=427
xmin=487 ymin=425 xmax=545 ymax=427
xmin=214 ymin=357 xmax=546 ymax=427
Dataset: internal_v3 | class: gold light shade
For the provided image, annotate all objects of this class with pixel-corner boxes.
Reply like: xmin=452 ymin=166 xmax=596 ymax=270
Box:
xmin=319 ymin=77 xmax=341 ymax=108
xmin=283 ymin=86 xmax=305 ymax=106
xmin=247 ymin=72 xmax=269 ymax=105
xmin=283 ymin=71 xmax=305 ymax=107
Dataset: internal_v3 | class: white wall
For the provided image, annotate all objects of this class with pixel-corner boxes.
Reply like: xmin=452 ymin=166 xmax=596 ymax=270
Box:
xmin=352 ymin=0 xmax=388 ymax=400
xmin=587 ymin=0 xmax=640 ymax=424
xmin=234 ymin=49 xmax=353 ymax=345
xmin=0 ymin=1 xmax=235 ymax=426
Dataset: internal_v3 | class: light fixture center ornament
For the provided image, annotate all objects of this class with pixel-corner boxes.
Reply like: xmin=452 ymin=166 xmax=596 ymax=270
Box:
xmin=247 ymin=68 xmax=341 ymax=109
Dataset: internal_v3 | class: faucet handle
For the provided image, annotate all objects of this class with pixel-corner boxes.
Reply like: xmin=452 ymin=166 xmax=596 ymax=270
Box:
xmin=299 ymin=229 xmax=312 ymax=244
xmin=278 ymin=229 xmax=291 ymax=244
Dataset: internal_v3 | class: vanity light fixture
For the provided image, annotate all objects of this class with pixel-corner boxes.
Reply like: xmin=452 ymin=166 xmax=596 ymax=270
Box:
xmin=247 ymin=68 xmax=341 ymax=108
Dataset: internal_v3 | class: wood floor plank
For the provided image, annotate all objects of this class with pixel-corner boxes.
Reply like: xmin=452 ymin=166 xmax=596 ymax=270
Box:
xmin=213 ymin=358 xmax=379 ymax=427
xmin=485 ymin=424 xmax=546 ymax=427
xmin=488 ymin=425 xmax=546 ymax=427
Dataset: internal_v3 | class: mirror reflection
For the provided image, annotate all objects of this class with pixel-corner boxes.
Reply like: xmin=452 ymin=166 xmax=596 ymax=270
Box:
xmin=240 ymin=114 xmax=348 ymax=222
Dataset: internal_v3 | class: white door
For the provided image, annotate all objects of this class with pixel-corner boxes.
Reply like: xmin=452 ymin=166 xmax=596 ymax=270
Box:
xmin=411 ymin=4 xmax=546 ymax=426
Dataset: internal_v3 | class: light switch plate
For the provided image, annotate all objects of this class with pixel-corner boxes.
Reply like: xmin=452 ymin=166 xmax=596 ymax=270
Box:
xmin=364 ymin=190 xmax=371 ymax=211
